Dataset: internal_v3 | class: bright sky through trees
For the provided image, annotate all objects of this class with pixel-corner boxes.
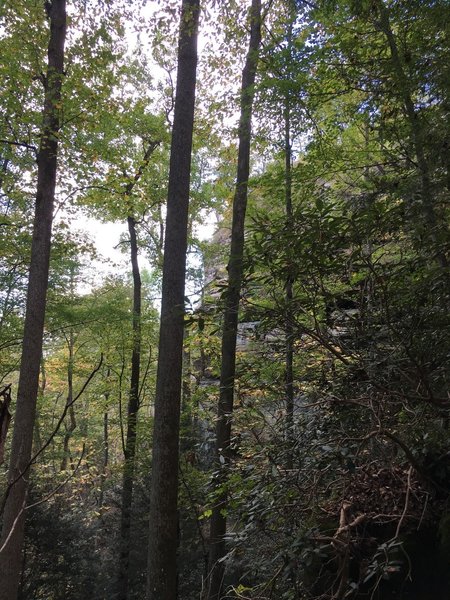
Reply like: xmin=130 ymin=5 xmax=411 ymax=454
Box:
xmin=63 ymin=0 xmax=225 ymax=297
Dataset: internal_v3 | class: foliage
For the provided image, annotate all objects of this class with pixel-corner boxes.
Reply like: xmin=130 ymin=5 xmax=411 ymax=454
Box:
xmin=0 ymin=1 xmax=449 ymax=599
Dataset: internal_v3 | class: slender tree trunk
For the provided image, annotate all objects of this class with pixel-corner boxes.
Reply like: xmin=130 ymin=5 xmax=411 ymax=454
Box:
xmin=61 ymin=329 xmax=76 ymax=472
xmin=0 ymin=3 xmax=67 ymax=598
xmin=99 ymin=410 xmax=109 ymax=508
xmin=283 ymin=1 xmax=297 ymax=469
xmin=0 ymin=386 xmax=12 ymax=467
xmin=206 ymin=3 xmax=261 ymax=599
xmin=61 ymin=267 xmax=77 ymax=472
xmin=0 ymin=158 xmax=9 ymax=190
xmin=284 ymin=98 xmax=294 ymax=470
xmin=117 ymin=215 xmax=142 ymax=600
xmin=116 ymin=139 xmax=159 ymax=600
xmin=33 ymin=362 xmax=46 ymax=455
xmin=182 ymin=336 xmax=192 ymax=423
xmin=146 ymin=2 xmax=200 ymax=599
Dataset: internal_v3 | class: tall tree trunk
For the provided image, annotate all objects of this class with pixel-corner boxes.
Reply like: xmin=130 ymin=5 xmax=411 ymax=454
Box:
xmin=0 ymin=2 xmax=67 ymax=598
xmin=0 ymin=386 xmax=12 ymax=467
xmin=117 ymin=215 xmax=142 ymax=600
xmin=206 ymin=3 xmax=262 ymax=599
xmin=60 ymin=329 xmax=76 ymax=472
xmin=283 ymin=1 xmax=296 ymax=469
xmin=99 ymin=410 xmax=109 ymax=508
xmin=33 ymin=362 xmax=46 ymax=455
xmin=284 ymin=97 xmax=294 ymax=470
xmin=116 ymin=139 xmax=159 ymax=600
xmin=146 ymin=1 xmax=200 ymax=599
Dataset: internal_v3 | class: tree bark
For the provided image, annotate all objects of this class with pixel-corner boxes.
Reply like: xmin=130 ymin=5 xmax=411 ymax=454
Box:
xmin=284 ymin=96 xmax=294 ymax=470
xmin=33 ymin=362 xmax=46 ymax=455
xmin=146 ymin=1 xmax=200 ymax=599
xmin=0 ymin=2 xmax=67 ymax=598
xmin=114 ymin=138 xmax=159 ymax=600
xmin=206 ymin=3 xmax=262 ymax=599
xmin=117 ymin=215 xmax=142 ymax=600
xmin=283 ymin=1 xmax=297 ymax=469
xmin=0 ymin=386 xmax=12 ymax=467
xmin=60 ymin=329 xmax=76 ymax=472
xmin=98 ymin=410 xmax=109 ymax=508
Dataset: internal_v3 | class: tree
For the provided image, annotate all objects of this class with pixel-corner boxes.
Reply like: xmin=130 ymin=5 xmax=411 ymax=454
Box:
xmin=372 ymin=0 xmax=448 ymax=270
xmin=0 ymin=1 xmax=448 ymax=598
xmin=146 ymin=1 xmax=200 ymax=599
xmin=0 ymin=2 xmax=67 ymax=598
xmin=206 ymin=2 xmax=262 ymax=598
xmin=118 ymin=141 xmax=160 ymax=600
xmin=257 ymin=0 xmax=303 ymax=467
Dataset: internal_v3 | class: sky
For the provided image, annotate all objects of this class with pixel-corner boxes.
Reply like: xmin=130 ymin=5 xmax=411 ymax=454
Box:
xmin=71 ymin=209 xmax=217 ymax=305
xmin=69 ymin=1 xmax=229 ymax=299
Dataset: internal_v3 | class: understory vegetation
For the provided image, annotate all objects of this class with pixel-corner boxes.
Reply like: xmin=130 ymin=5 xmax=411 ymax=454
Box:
xmin=0 ymin=1 xmax=449 ymax=599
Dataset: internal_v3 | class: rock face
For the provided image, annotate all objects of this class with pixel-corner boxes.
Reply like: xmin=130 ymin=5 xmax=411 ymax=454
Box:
xmin=326 ymin=297 xmax=360 ymax=338
xmin=236 ymin=321 xmax=260 ymax=351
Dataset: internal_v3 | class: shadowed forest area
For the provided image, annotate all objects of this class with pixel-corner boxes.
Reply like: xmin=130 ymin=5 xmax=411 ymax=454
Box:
xmin=0 ymin=1 xmax=449 ymax=599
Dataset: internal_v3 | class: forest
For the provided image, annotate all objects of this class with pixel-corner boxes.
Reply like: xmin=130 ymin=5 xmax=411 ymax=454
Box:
xmin=0 ymin=1 xmax=449 ymax=599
